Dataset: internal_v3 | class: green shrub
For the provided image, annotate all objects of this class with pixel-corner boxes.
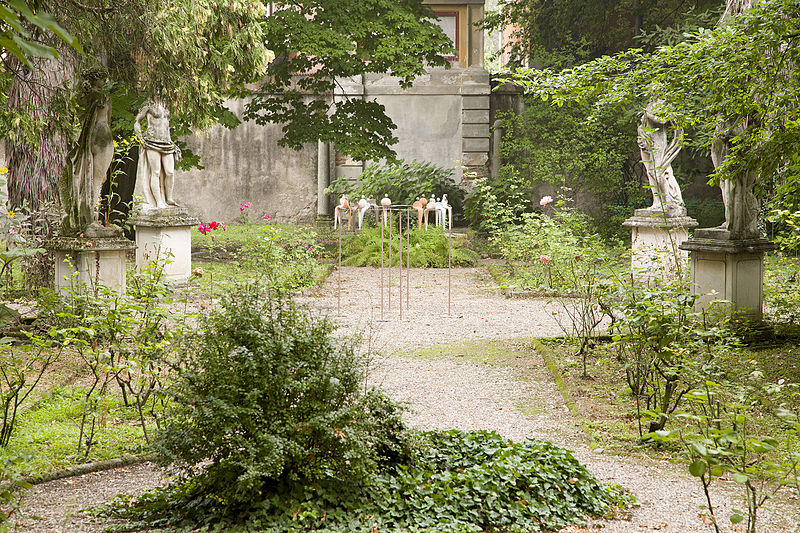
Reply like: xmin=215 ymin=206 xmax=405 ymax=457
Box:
xmin=149 ymin=287 xmax=408 ymax=521
xmin=234 ymin=224 xmax=322 ymax=291
xmin=342 ymin=224 xmax=477 ymax=268
xmin=107 ymin=429 xmax=627 ymax=532
xmin=763 ymin=254 xmax=800 ymax=336
xmin=327 ymin=160 xmax=465 ymax=220
xmin=0 ymin=455 xmax=30 ymax=531
xmin=464 ymin=170 xmax=532 ymax=234
xmin=491 ymin=200 xmax=617 ymax=293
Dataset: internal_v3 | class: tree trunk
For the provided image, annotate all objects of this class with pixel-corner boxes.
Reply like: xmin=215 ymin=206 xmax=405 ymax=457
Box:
xmin=6 ymin=55 xmax=75 ymax=210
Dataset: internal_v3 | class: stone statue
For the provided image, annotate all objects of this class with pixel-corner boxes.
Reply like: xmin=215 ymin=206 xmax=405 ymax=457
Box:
xmin=638 ymin=102 xmax=686 ymax=217
xmin=59 ymin=66 xmax=114 ymax=235
xmin=711 ymin=118 xmax=759 ymax=239
xmin=135 ymin=100 xmax=181 ymax=211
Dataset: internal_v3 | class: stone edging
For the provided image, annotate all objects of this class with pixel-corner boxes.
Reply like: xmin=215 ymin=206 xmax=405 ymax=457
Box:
xmin=530 ymin=338 xmax=597 ymax=448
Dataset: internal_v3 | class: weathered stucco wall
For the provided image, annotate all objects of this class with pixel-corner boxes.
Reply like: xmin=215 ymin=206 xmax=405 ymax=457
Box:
xmin=335 ymin=66 xmax=491 ymax=192
xmin=173 ymin=98 xmax=319 ymax=224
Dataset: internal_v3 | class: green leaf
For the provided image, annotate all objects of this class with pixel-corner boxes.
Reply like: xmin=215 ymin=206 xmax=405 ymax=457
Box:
xmin=732 ymin=472 xmax=748 ymax=484
xmin=689 ymin=460 xmax=707 ymax=478
xmin=730 ymin=512 xmax=744 ymax=524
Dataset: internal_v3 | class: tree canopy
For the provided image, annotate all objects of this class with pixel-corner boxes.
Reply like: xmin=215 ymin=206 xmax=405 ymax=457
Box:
xmin=0 ymin=0 xmax=81 ymax=66
xmin=3 ymin=0 xmax=451 ymax=158
xmin=483 ymin=0 xmax=721 ymax=69
xmin=502 ymin=0 xmax=800 ymax=203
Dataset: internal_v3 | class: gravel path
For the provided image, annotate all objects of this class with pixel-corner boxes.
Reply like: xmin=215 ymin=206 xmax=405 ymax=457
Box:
xmin=15 ymin=266 xmax=800 ymax=532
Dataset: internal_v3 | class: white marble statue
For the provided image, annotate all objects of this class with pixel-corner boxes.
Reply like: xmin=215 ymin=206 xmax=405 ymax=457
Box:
xmin=334 ymin=195 xmax=351 ymax=230
xmin=638 ymin=102 xmax=686 ymax=217
xmin=135 ymin=100 xmax=182 ymax=211
xmin=711 ymin=118 xmax=759 ymax=239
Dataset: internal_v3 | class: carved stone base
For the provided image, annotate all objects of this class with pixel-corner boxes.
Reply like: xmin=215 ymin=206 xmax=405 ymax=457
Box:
xmin=47 ymin=234 xmax=136 ymax=294
xmin=623 ymin=212 xmax=698 ymax=279
xmin=133 ymin=207 xmax=199 ymax=282
xmin=679 ymin=229 xmax=775 ymax=322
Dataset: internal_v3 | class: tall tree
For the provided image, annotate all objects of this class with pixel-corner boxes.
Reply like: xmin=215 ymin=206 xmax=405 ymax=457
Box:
xmin=504 ymin=0 xmax=799 ymax=214
xmin=2 ymin=0 xmax=451 ymax=208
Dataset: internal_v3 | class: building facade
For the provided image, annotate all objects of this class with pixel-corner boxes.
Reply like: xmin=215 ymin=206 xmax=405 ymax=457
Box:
xmin=174 ymin=0 xmax=490 ymax=223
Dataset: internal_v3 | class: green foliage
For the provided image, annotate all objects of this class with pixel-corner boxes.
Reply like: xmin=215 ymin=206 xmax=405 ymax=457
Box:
xmin=763 ymin=254 xmax=800 ymax=335
xmin=342 ymin=224 xmax=477 ymax=268
xmin=490 ymin=198 xmax=616 ymax=293
xmin=466 ymin=100 xmax=643 ymax=238
xmin=105 ymin=429 xmax=626 ymax=532
xmin=150 ymin=288 xmax=399 ymax=519
xmin=464 ymin=171 xmax=532 ymax=234
xmin=367 ymin=430 xmax=625 ymax=533
xmin=33 ymin=273 xmax=178 ymax=454
xmin=0 ymin=454 xmax=31 ymax=531
xmin=328 ymin=160 xmax=464 ymax=219
xmin=652 ymin=375 xmax=800 ymax=533
xmin=234 ymin=224 xmax=323 ymax=291
xmin=0 ymin=336 xmax=62 ymax=448
xmin=606 ymin=274 xmax=744 ymax=437
xmin=0 ymin=0 xmax=81 ymax=67
xmin=504 ymin=100 xmax=640 ymax=202
xmin=505 ymin=0 xmax=800 ymax=209
xmin=243 ymin=0 xmax=453 ymax=160
xmin=483 ymin=0 xmax=720 ymax=69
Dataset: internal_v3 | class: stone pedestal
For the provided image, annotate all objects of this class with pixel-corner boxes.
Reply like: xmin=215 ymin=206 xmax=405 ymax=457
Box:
xmin=133 ymin=207 xmax=199 ymax=282
xmin=623 ymin=209 xmax=698 ymax=279
xmin=47 ymin=226 xmax=135 ymax=294
xmin=679 ymin=228 xmax=775 ymax=322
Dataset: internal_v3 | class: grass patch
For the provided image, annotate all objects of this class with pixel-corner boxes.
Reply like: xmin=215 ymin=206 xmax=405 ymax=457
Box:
xmin=3 ymin=386 xmax=149 ymax=477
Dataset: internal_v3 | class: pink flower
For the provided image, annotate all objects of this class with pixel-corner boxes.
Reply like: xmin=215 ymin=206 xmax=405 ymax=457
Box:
xmin=539 ymin=196 xmax=553 ymax=207
xmin=198 ymin=224 xmax=209 ymax=235
xmin=539 ymin=254 xmax=551 ymax=263
xmin=239 ymin=201 xmax=252 ymax=211
xmin=263 ymin=214 xmax=271 ymax=220
xmin=208 ymin=221 xmax=220 ymax=230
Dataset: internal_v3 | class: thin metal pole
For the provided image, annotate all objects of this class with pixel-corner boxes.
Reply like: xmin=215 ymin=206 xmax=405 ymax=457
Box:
xmin=380 ymin=218 xmax=384 ymax=321
xmin=337 ymin=220 xmax=341 ymax=315
xmin=406 ymin=208 xmax=410 ymax=311
xmin=448 ymin=225 xmax=452 ymax=316
xmin=399 ymin=211 xmax=402 ymax=321
xmin=388 ymin=209 xmax=392 ymax=312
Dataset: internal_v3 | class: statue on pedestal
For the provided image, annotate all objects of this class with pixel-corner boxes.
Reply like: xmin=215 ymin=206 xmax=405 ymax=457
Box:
xmin=711 ymin=118 xmax=759 ymax=240
xmin=638 ymin=102 xmax=686 ymax=217
xmin=60 ymin=66 xmax=114 ymax=235
xmin=135 ymin=100 xmax=181 ymax=211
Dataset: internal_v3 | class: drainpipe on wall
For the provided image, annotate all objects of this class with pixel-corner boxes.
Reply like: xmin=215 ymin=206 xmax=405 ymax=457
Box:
xmin=489 ymin=119 xmax=503 ymax=178
xmin=316 ymin=139 xmax=330 ymax=221
xmin=361 ymin=72 xmax=367 ymax=175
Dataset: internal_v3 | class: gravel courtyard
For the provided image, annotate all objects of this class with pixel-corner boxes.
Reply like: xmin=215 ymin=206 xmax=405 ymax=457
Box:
xmin=17 ymin=266 xmax=800 ymax=532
